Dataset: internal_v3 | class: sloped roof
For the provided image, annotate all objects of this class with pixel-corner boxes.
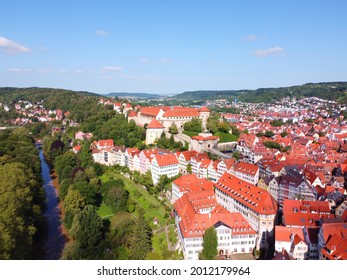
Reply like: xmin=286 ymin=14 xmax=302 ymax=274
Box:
xmin=174 ymin=191 xmax=256 ymax=238
xmin=191 ymin=135 xmax=219 ymax=141
xmin=139 ymin=106 xmax=162 ymax=117
xmin=234 ymin=162 xmax=259 ymax=176
xmin=321 ymin=234 xmax=347 ymax=260
xmin=163 ymin=107 xmax=200 ymax=118
xmin=98 ymin=139 xmax=114 ymax=147
xmin=147 ymin=119 xmax=165 ymax=129
xmin=154 ymin=153 xmax=178 ymax=167
xmin=275 ymin=226 xmax=304 ymax=242
xmin=215 ymin=173 xmax=277 ymax=215
xmin=172 ymin=174 xmax=214 ymax=193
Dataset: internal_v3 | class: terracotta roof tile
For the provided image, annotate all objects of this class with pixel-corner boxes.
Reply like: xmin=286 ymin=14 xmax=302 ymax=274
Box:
xmin=147 ymin=119 xmax=165 ymax=129
xmin=154 ymin=153 xmax=178 ymax=167
xmin=234 ymin=162 xmax=259 ymax=176
xmin=215 ymin=173 xmax=277 ymax=215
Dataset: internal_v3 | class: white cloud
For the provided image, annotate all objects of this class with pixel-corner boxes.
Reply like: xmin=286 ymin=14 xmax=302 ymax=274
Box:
xmin=0 ymin=36 xmax=31 ymax=54
xmin=37 ymin=69 xmax=51 ymax=73
xmin=76 ymin=69 xmax=83 ymax=74
xmin=253 ymin=46 xmax=284 ymax=57
xmin=103 ymin=76 xmax=114 ymax=80
xmin=96 ymin=30 xmax=110 ymax=36
xmin=9 ymin=68 xmax=32 ymax=73
xmin=57 ymin=69 xmax=67 ymax=73
xmin=102 ymin=66 xmax=123 ymax=73
xmin=138 ymin=57 xmax=172 ymax=64
xmin=245 ymin=35 xmax=257 ymax=41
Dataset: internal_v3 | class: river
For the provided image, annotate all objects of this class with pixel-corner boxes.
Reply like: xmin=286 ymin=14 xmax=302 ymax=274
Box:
xmin=38 ymin=148 xmax=66 ymax=259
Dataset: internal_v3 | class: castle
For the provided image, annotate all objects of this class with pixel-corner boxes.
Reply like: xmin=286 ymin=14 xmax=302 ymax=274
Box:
xmin=127 ymin=105 xmax=211 ymax=145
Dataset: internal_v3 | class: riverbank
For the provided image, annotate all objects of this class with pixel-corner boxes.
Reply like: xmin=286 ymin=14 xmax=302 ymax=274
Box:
xmin=50 ymin=169 xmax=70 ymax=242
xmin=37 ymin=149 xmax=67 ymax=259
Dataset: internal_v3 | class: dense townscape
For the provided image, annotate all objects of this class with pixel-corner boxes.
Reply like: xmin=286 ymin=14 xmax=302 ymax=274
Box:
xmin=1 ymin=86 xmax=347 ymax=260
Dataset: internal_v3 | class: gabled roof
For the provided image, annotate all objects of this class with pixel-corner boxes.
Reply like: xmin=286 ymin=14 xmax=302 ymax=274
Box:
xmin=321 ymin=234 xmax=347 ymax=260
xmin=154 ymin=153 xmax=178 ymax=167
xmin=234 ymin=162 xmax=259 ymax=176
xmin=275 ymin=226 xmax=304 ymax=242
xmin=215 ymin=173 xmax=277 ymax=215
xmin=147 ymin=119 xmax=165 ymax=129
xmin=163 ymin=107 xmax=200 ymax=118
xmin=191 ymin=135 xmax=219 ymax=141
xmin=179 ymin=150 xmax=198 ymax=160
xmin=198 ymin=106 xmax=210 ymax=112
xmin=127 ymin=110 xmax=137 ymax=117
xmin=139 ymin=106 xmax=163 ymax=117
xmin=272 ymin=249 xmax=294 ymax=260
xmin=98 ymin=139 xmax=114 ymax=147
xmin=321 ymin=222 xmax=347 ymax=243
xmin=173 ymin=174 xmax=214 ymax=193
xmin=174 ymin=191 xmax=256 ymax=238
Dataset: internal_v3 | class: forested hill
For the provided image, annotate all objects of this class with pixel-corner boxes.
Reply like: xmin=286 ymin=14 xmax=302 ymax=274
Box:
xmin=0 ymin=87 xmax=101 ymax=122
xmin=105 ymin=92 xmax=160 ymax=98
xmin=172 ymin=82 xmax=347 ymax=103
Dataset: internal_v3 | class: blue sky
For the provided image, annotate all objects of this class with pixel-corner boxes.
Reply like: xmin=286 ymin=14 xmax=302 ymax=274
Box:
xmin=1 ymin=0 xmax=346 ymax=95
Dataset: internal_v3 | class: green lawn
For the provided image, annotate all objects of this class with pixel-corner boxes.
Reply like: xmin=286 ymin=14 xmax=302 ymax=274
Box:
xmin=100 ymin=167 xmax=181 ymax=259
xmin=215 ymin=132 xmax=238 ymax=143
xmin=183 ymin=130 xmax=200 ymax=137
xmin=97 ymin=203 xmax=114 ymax=219
xmin=102 ymin=168 xmax=171 ymax=229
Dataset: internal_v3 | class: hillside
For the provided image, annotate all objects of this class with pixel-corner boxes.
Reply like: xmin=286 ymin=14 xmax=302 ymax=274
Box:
xmin=172 ymin=82 xmax=347 ymax=103
xmin=105 ymin=92 xmax=160 ymax=99
xmin=0 ymin=87 xmax=101 ymax=122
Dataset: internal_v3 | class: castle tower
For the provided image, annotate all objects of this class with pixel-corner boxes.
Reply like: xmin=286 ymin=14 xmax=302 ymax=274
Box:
xmin=198 ymin=106 xmax=211 ymax=131
xmin=146 ymin=119 xmax=165 ymax=145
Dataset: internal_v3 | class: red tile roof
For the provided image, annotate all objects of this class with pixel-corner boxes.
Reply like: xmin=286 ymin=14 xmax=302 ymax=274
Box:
xmin=173 ymin=174 xmax=214 ymax=193
xmin=147 ymin=119 xmax=165 ymax=129
xmin=234 ymin=162 xmax=259 ymax=176
xmin=321 ymin=234 xmax=347 ymax=260
xmin=215 ymin=173 xmax=277 ymax=215
xmin=127 ymin=111 xmax=137 ymax=117
xmin=275 ymin=226 xmax=304 ymax=242
xmin=191 ymin=135 xmax=219 ymax=141
xmin=283 ymin=199 xmax=331 ymax=214
xmin=163 ymin=107 xmax=200 ymax=118
xmin=179 ymin=150 xmax=198 ymax=160
xmin=139 ymin=106 xmax=162 ymax=117
xmin=98 ymin=139 xmax=114 ymax=147
xmin=174 ymin=191 xmax=256 ymax=238
xmin=154 ymin=154 xmax=179 ymax=167
xmin=321 ymin=223 xmax=347 ymax=243
xmin=73 ymin=145 xmax=81 ymax=151
xmin=198 ymin=106 xmax=210 ymax=112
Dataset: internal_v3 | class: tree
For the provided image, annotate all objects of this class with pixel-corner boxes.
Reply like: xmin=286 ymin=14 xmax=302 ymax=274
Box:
xmin=104 ymin=187 xmax=129 ymax=213
xmin=280 ymin=131 xmax=288 ymax=138
xmin=184 ymin=118 xmax=202 ymax=133
xmin=217 ymin=121 xmax=230 ymax=133
xmin=232 ymin=151 xmax=241 ymax=161
xmin=206 ymin=112 xmax=220 ymax=133
xmin=270 ymin=119 xmax=284 ymax=127
xmin=130 ymin=211 xmax=152 ymax=260
xmin=256 ymin=131 xmax=264 ymax=137
xmin=199 ymin=227 xmax=218 ymax=260
xmin=168 ymin=123 xmax=178 ymax=134
xmin=264 ymin=130 xmax=275 ymax=138
xmin=63 ymin=188 xmax=86 ymax=229
xmin=187 ymin=163 xmax=192 ymax=174
xmin=69 ymin=205 xmax=103 ymax=259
